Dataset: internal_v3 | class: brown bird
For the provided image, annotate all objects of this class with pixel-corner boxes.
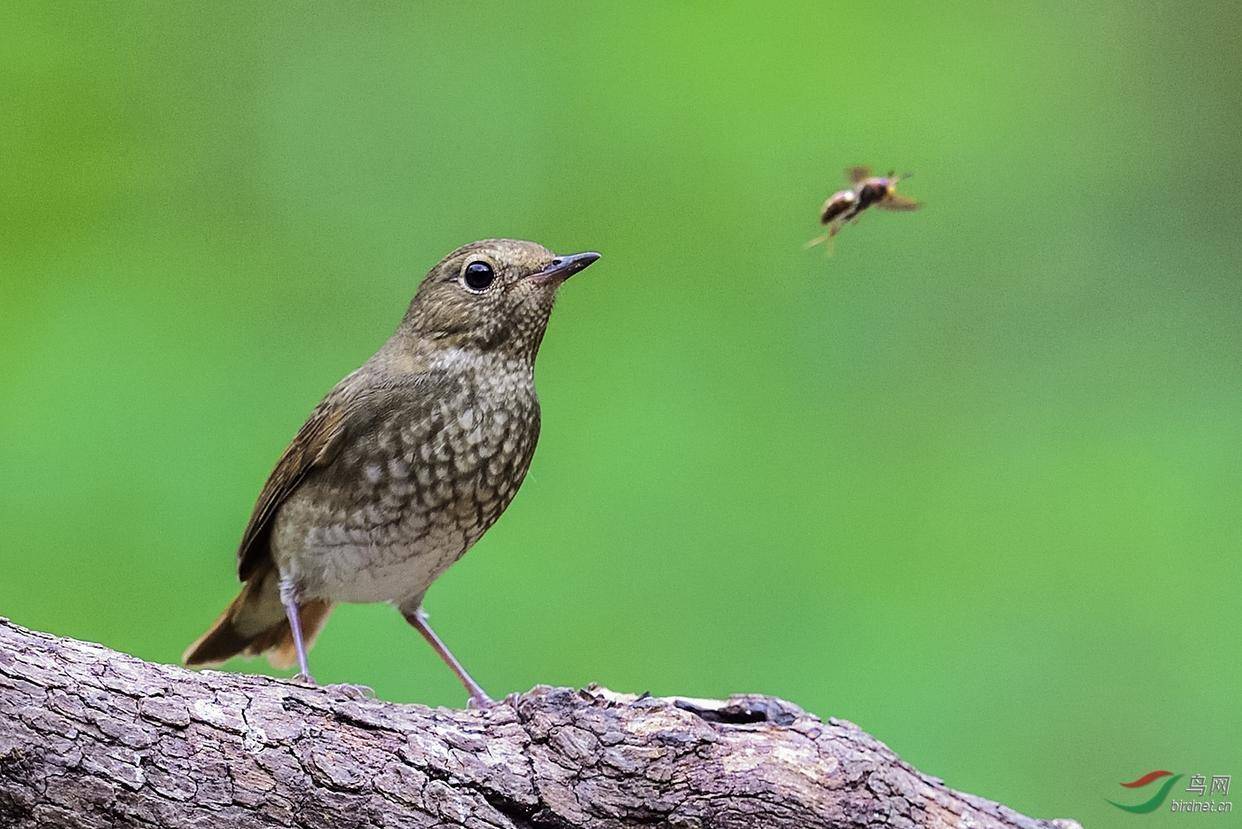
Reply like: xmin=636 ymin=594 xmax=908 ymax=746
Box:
xmin=183 ymin=239 xmax=600 ymax=705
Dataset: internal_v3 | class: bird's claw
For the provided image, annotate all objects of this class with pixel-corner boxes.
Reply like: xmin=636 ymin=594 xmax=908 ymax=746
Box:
xmin=288 ymin=674 xmax=373 ymax=700
xmin=324 ymin=683 xmax=376 ymax=700
xmin=467 ymin=690 xmax=521 ymax=710
xmin=467 ymin=693 xmax=497 ymax=710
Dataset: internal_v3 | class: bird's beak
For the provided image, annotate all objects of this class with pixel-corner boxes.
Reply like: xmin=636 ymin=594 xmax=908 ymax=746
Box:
xmin=531 ymin=251 xmax=601 ymax=283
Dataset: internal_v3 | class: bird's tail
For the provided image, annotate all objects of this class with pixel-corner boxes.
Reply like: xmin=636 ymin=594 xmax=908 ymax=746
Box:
xmin=182 ymin=561 xmax=333 ymax=670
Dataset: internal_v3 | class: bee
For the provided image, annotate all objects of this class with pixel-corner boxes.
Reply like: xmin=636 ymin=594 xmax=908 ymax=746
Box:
xmin=807 ymin=166 xmax=920 ymax=250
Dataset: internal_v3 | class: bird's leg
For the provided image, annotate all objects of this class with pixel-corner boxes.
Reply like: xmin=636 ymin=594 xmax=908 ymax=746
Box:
xmin=402 ymin=606 xmax=494 ymax=708
xmin=279 ymin=578 xmax=372 ymax=698
xmin=278 ymin=576 xmax=315 ymax=685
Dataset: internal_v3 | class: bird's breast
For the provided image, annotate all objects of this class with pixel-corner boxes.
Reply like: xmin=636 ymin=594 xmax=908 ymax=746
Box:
xmin=275 ymin=363 xmax=541 ymax=603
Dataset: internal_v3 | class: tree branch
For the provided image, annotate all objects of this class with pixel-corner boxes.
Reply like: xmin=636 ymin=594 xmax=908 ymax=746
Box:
xmin=0 ymin=619 xmax=1079 ymax=829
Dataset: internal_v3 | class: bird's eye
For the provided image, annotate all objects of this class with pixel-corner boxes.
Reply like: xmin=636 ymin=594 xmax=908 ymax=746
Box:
xmin=462 ymin=260 xmax=495 ymax=292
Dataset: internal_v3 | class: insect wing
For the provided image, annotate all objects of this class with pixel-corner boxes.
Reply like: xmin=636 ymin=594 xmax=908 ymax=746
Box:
xmin=846 ymin=165 xmax=872 ymax=183
xmin=878 ymin=192 xmax=921 ymax=211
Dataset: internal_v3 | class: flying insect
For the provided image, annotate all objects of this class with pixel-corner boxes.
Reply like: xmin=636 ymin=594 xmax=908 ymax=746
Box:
xmin=807 ymin=166 xmax=920 ymax=250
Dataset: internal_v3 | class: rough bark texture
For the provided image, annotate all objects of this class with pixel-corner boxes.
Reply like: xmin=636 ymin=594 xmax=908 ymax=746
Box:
xmin=0 ymin=619 xmax=1080 ymax=829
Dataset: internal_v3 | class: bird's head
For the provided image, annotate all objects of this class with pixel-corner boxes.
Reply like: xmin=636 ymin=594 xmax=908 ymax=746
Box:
xmin=401 ymin=239 xmax=599 ymax=362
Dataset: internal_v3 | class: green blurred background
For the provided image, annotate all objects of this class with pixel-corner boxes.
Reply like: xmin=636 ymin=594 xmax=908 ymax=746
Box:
xmin=2 ymin=2 xmax=1239 ymax=825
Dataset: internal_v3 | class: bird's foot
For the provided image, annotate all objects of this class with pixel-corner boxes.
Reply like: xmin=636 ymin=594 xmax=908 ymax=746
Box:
xmin=467 ymin=692 xmax=495 ymax=710
xmin=323 ymin=682 xmax=376 ymax=701
xmin=467 ymin=690 xmax=521 ymax=710
xmin=288 ymin=673 xmax=373 ymax=700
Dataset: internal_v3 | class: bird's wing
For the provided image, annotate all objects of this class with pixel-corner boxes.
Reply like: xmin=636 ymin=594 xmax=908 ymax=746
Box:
xmin=846 ymin=165 xmax=872 ymax=184
xmin=234 ymin=361 xmax=451 ymax=581
xmin=236 ymin=387 xmax=355 ymax=581
xmin=878 ymin=193 xmax=921 ymax=211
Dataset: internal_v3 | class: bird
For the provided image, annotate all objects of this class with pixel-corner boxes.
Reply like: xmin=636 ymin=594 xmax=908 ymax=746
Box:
xmin=183 ymin=239 xmax=600 ymax=705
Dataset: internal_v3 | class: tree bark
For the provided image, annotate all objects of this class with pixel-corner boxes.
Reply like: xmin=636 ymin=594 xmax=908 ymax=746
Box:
xmin=0 ymin=619 xmax=1079 ymax=829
